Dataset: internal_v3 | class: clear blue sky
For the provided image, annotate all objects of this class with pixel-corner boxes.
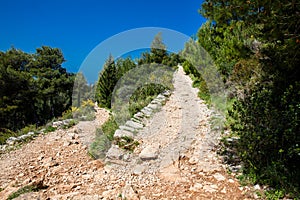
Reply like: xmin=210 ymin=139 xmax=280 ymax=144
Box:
xmin=0 ymin=0 xmax=206 ymax=74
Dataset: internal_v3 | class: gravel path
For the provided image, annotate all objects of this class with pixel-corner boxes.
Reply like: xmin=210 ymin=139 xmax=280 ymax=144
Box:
xmin=96 ymin=66 xmax=250 ymax=199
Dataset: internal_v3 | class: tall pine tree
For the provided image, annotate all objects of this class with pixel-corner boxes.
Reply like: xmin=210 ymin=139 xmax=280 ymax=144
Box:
xmin=96 ymin=54 xmax=117 ymax=108
xmin=150 ymin=32 xmax=167 ymax=64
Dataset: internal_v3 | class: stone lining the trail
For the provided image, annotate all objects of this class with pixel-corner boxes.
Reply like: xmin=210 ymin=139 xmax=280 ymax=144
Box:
xmin=117 ymin=92 xmax=170 ymax=136
xmin=105 ymin=91 xmax=171 ymax=163
xmin=5 ymin=131 xmax=35 ymax=145
xmin=1 ymin=119 xmax=76 ymax=150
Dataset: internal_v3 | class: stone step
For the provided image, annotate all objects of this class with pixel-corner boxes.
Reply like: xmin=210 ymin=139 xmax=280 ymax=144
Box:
xmin=156 ymin=94 xmax=166 ymax=101
xmin=119 ymin=125 xmax=136 ymax=133
xmin=125 ymin=120 xmax=144 ymax=130
xmin=134 ymin=112 xmax=144 ymax=119
xmin=140 ymin=109 xmax=152 ymax=117
xmin=131 ymin=118 xmax=144 ymax=126
xmin=106 ymin=145 xmax=124 ymax=160
xmin=147 ymin=103 xmax=160 ymax=110
xmin=151 ymin=99 xmax=162 ymax=105
xmin=114 ymin=129 xmax=134 ymax=138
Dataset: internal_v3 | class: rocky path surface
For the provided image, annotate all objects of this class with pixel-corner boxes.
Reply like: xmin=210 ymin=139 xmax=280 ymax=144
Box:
xmin=0 ymin=108 xmax=110 ymax=200
xmin=98 ymin=66 xmax=251 ymax=199
xmin=0 ymin=66 xmax=254 ymax=199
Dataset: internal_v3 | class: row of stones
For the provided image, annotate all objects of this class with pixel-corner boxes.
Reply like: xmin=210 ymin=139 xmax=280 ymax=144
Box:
xmin=106 ymin=91 xmax=171 ymax=162
xmin=2 ymin=119 xmax=74 ymax=149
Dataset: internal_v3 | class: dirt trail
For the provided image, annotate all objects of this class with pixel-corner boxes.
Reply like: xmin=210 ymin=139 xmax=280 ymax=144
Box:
xmin=95 ymin=66 xmax=251 ymax=199
xmin=0 ymin=108 xmax=109 ymax=199
xmin=0 ymin=66 xmax=253 ymax=199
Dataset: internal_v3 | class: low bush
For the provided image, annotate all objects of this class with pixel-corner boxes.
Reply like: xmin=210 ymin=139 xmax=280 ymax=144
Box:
xmin=72 ymin=99 xmax=95 ymax=121
xmin=89 ymin=134 xmax=111 ymax=159
xmin=101 ymin=116 xmax=118 ymax=141
xmin=0 ymin=128 xmax=17 ymax=145
xmin=7 ymin=184 xmax=47 ymax=200
xmin=89 ymin=116 xmax=118 ymax=159
xmin=182 ymin=60 xmax=211 ymax=103
xmin=129 ymin=83 xmax=167 ymax=116
xmin=114 ymin=136 xmax=139 ymax=152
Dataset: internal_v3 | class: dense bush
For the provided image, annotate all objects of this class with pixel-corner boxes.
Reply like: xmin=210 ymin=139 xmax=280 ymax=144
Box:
xmin=182 ymin=60 xmax=210 ymax=103
xmin=229 ymin=81 xmax=300 ymax=193
xmin=0 ymin=128 xmax=17 ymax=145
xmin=129 ymin=83 xmax=167 ymax=116
xmin=198 ymin=0 xmax=300 ymax=196
xmin=88 ymin=116 xmax=118 ymax=159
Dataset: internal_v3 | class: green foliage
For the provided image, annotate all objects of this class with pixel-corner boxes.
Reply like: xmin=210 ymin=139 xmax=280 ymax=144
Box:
xmin=138 ymin=33 xmax=181 ymax=67
xmin=182 ymin=60 xmax=211 ymax=103
xmin=89 ymin=116 xmax=118 ymax=159
xmin=7 ymin=184 xmax=47 ymax=200
xmin=112 ymin=62 xmax=174 ymax=124
xmin=72 ymin=99 xmax=95 ymax=121
xmin=43 ymin=125 xmax=57 ymax=133
xmin=89 ymin=134 xmax=111 ymax=160
xmin=129 ymin=83 xmax=167 ymax=116
xmin=18 ymin=124 xmax=37 ymax=135
xmin=96 ymin=54 xmax=117 ymax=109
xmin=101 ymin=116 xmax=118 ymax=141
xmin=96 ymin=55 xmax=137 ymax=109
xmin=229 ymin=82 xmax=300 ymax=192
xmin=115 ymin=57 xmax=137 ymax=80
xmin=198 ymin=21 xmax=252 ymax=78
xmin=150 ymin=32 xmax=168 ymax=64
xmin=265 ymin=189 xmax=285 ymax=200
xmin=199 ymin=0 xmax=300 ymax=196
xmin=0 ymin=46 xmax=74 ymax=132
xmin=0 ymin=128 xmax=17 ymax=145
xmin=72 ymin=72 xmax=94 ymax=107
xmin=114 ymin=136 xmax=139 ymax=152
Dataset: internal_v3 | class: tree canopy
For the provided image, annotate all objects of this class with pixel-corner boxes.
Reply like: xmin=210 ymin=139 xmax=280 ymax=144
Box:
xmin=0 ymin=47 xmax=74 ymax=132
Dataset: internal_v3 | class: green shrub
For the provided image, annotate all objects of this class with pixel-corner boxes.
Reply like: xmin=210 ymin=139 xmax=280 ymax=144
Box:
xmin=0 ymin=128 xmax=17 ymax=145
xmin=101 ymin=116 xmax=118 ymax=141
xmin=229 ymin=82 xmax=300 ymax=196
xmin=89 ymin=134 xmax=111 ymax=159
xmin=129 ymin=83 xmax=167 ymax=116
xmin=114 ymin=136 xmax=139 ymax=152
xmin=182 ymin=60 xmax=211 ymax=104
xmin=62 ymin=119 xmax=78 ymax=129
xmin=7 ymin=184 xmax=47 ymax=200
xmin=18 ymin=124 xmax=37 ymax=135
xmin=72 ymin=100 xmax=95 ymax=121
xmin=44 ymin=125 xmax=57 ymax=133
xmin=61 ymin=108 xmax=73 ymax=120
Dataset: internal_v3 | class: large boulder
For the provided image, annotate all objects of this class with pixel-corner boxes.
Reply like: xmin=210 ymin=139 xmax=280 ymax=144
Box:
xmin=139 ymin=146 xmax=158 ymax=161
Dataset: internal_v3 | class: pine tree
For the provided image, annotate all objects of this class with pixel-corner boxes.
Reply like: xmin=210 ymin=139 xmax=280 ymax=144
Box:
xmin=150 ymin=32 xmax=167 ymax=64
xmin=96 ymin=54 xmax=117 ymax=108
